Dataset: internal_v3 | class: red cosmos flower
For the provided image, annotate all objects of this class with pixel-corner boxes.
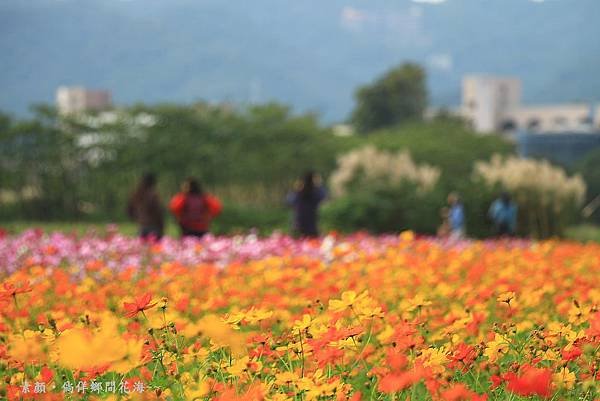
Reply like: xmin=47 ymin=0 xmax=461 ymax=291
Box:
xmin=440 ymin=383 xmax=486 ymax=401
xmin=348 ymin=392 xmax=362 ymax=401
xmin=378 ymin=368 xmax=424 ymax=394
xmin=386 ymin=348 xmax=408 ymax=372
xmin=1 ymin=281 xmax=33 ymax=298
xmin=378 ymin=372 xmax=415 ymax=393
xmin=506 ymin=364 xmax=552 ymax=398
xmin=562 ymin=346 xmax=582 ymax=361
xmin=123 ymin=293 xmax=157 ymax=318
xmin=490 ymin=374 xmax=503 ymax=389
xmin=140 ymin=366 xmax=153 ymax=382
xmin=586 ymin=312 xmax=600 ymax=338
xmin=313 ymin=347 xmax=344 ymax=369
xmin=449 ymin=343 xmax=476 ymax=372
xmin=40 ymin=366 xmax=54 ymax=383
xmin=80 ymin=364 xmax=110 ymax=380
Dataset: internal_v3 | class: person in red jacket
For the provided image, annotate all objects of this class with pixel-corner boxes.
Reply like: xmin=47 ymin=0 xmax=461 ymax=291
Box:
xmin=169 ymin=177 xmax=222 ymax=238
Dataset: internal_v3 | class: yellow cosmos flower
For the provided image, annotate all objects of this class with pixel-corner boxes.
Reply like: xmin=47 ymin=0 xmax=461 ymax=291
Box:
xmin=110 ymin=337 xmax=145 ymax=374
xmin=162 ymin=351 xmax=177 ymax=366
xmin=406 ymin=294 xmax=433 ymax=312
xmin=484 ymin=334 xmax=510 ymax=363
xmin=568 ymin=302 xmax=590 ymax=325
xmin=269 ymin=394 xmax=294 ymax=401
xmin=183 ymin=345 xmax=209 ymax=365
xmin=54 ymin=327 xmax=143 ymax=373
xmin=547 ymin=322 xmax=584 ymax=344
xmin=539 ymin=348 xmax=559 ymax=362
xmin=329 ymin=338 xmax=359 ymax=350
xmin=226 ymin=356 xmax=262 ymax=377
xmin=227 ymin=356 xmax=250 ymax=376
xmin=303 ymin=378 xmax=342 ymax=401
xmin=9 ymin=372 xmax=24 ymax=385
xmin=519 ymin=289 xmax=543 ymax=308
xmin=8 ymin=330 xmax=49 ymax=364
xmin=354 ymin=301 xmax=384 ymax=319
xmin=244 ymin=307 xmax=274 ymax=324
xmin=224 ymin=310 xmax=245 ymax=325
xmin=329 ymin=291 xmax=368 ymax=313
xmin=195 ymin=314 xmax=247 ymax=357
xmin=497 ymin=291 xmax=517 ymax=307
xmin=377 ymin=324 xmax=395 ymax=343
xmin=515 ymin=320 xmax=534 ymax=332
xmin=292 ymin=314 xmax=312 ymax=332
xmin=182 ymin=379 xmax=210 ymax=400
xmin=274 ymin=371 xmax=301 ymax=386
xmin=307 ymin=315 xmax=330 ymax=337
xmin=553 ymin=367 xmax=576 ymax=389
xmin=419 ymin=346 xmax=448 ymax=374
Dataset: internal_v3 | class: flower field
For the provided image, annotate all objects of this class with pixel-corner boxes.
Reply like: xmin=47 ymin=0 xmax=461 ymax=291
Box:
xmin=2 ymin=230 xmax=600 ymax=400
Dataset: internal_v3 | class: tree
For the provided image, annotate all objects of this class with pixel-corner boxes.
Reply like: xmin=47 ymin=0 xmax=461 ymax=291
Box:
xmin=575 ymin=148 xmax=600 ymax=224
xmin=350 ymin=63 xmax=427 ymax=133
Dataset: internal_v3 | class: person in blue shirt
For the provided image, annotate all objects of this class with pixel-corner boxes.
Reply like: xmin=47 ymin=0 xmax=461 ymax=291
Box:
xmin=287 ymin=171 xmax=327 ymax=238
xmin=447 ymin=192 xmax=466 ymax=240
xmin=488 ymin=192 xmax=518 ymax=236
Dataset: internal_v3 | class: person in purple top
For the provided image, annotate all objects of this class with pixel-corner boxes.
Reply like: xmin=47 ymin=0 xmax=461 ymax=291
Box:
xmin=287 ymin=171 xmax=327 ymax=238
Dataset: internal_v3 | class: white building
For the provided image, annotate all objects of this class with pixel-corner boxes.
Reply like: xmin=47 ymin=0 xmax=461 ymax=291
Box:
xmin=462 ymin=75 xmax=521 ymax=133
xmin=506 ymin=104 xmax=597 ymax=133
xmin=56 ymin=86 xmax=112 ymax=114
xmin=461 ymin=75 xmax=600 ymax=134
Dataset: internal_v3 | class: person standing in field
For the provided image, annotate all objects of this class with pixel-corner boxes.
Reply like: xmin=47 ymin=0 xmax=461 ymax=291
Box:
xmin=287 ymin=171 xmax=327 ymax=238
xmin=447 ymin=192 xmax=466 ymax=240
xmin=127 ymin=172 xmax=165 ymax=240
xmin=169 ymin=177 xmax=222 ymax=238
xmin=489 ymin=192 xmax=518 ymax=236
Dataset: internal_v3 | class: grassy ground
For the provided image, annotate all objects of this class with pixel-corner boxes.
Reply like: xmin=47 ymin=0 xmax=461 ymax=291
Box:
xmin=0 ymin=219 xmax=290 ymax=238
xmin=564 ymin=224 xmax=600 ymax=243
xmin=2 ymin=221 xmax=600 ymax=243
xmin=1 ymin=221 xmax=161 ymax=237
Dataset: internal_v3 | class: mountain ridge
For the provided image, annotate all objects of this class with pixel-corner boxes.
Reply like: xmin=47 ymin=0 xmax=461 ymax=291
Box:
xmin=1 ymin=0 xmax=599 ymax=122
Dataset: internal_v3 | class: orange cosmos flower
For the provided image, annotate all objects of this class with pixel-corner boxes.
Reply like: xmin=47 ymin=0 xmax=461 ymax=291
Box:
xmin=378 ymin=370 xmax=420 ymax=393
xmin=123 ymin=293 xmax=157 ymax=318
xmin=1 ymin=281 xmax=33 ymax=297
xmin=440 ymin=383 xmax=486 ymax=401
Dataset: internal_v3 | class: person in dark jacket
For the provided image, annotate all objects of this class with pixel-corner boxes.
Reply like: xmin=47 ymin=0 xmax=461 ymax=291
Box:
xmin=169 ymin=177 xmax=222 ymax=238
xmin=127 ymin=173 xmax=165 ymax=240
xmin=488 ymin=192 xmax=518 ymax=236
xmin=287 ymin=171 xmax=327 ymax=238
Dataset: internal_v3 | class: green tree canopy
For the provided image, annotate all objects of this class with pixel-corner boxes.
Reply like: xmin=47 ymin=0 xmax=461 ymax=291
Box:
xmin=575 ymin=148 xmax=600 ymax=223
xmin=350 ymin=63 xmax=427 ymax=133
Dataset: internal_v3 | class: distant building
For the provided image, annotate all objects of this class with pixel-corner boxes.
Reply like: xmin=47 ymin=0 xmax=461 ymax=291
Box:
xmin=461 ymin=75 xmax=600 ymax=134
xmin=517 ymin=131 xmax=600 ymax=167
xmin=462 ymin=75 xmax=521 ymax=133
xmin=56 ymin=86 xmax=112 ymax=114
xmin=505 ymin=104 xmax=597 ymax=133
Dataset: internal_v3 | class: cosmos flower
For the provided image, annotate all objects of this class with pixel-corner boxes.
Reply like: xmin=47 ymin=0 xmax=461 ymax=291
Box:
xmin=123 ymin=293 xmax=157 ymax=318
